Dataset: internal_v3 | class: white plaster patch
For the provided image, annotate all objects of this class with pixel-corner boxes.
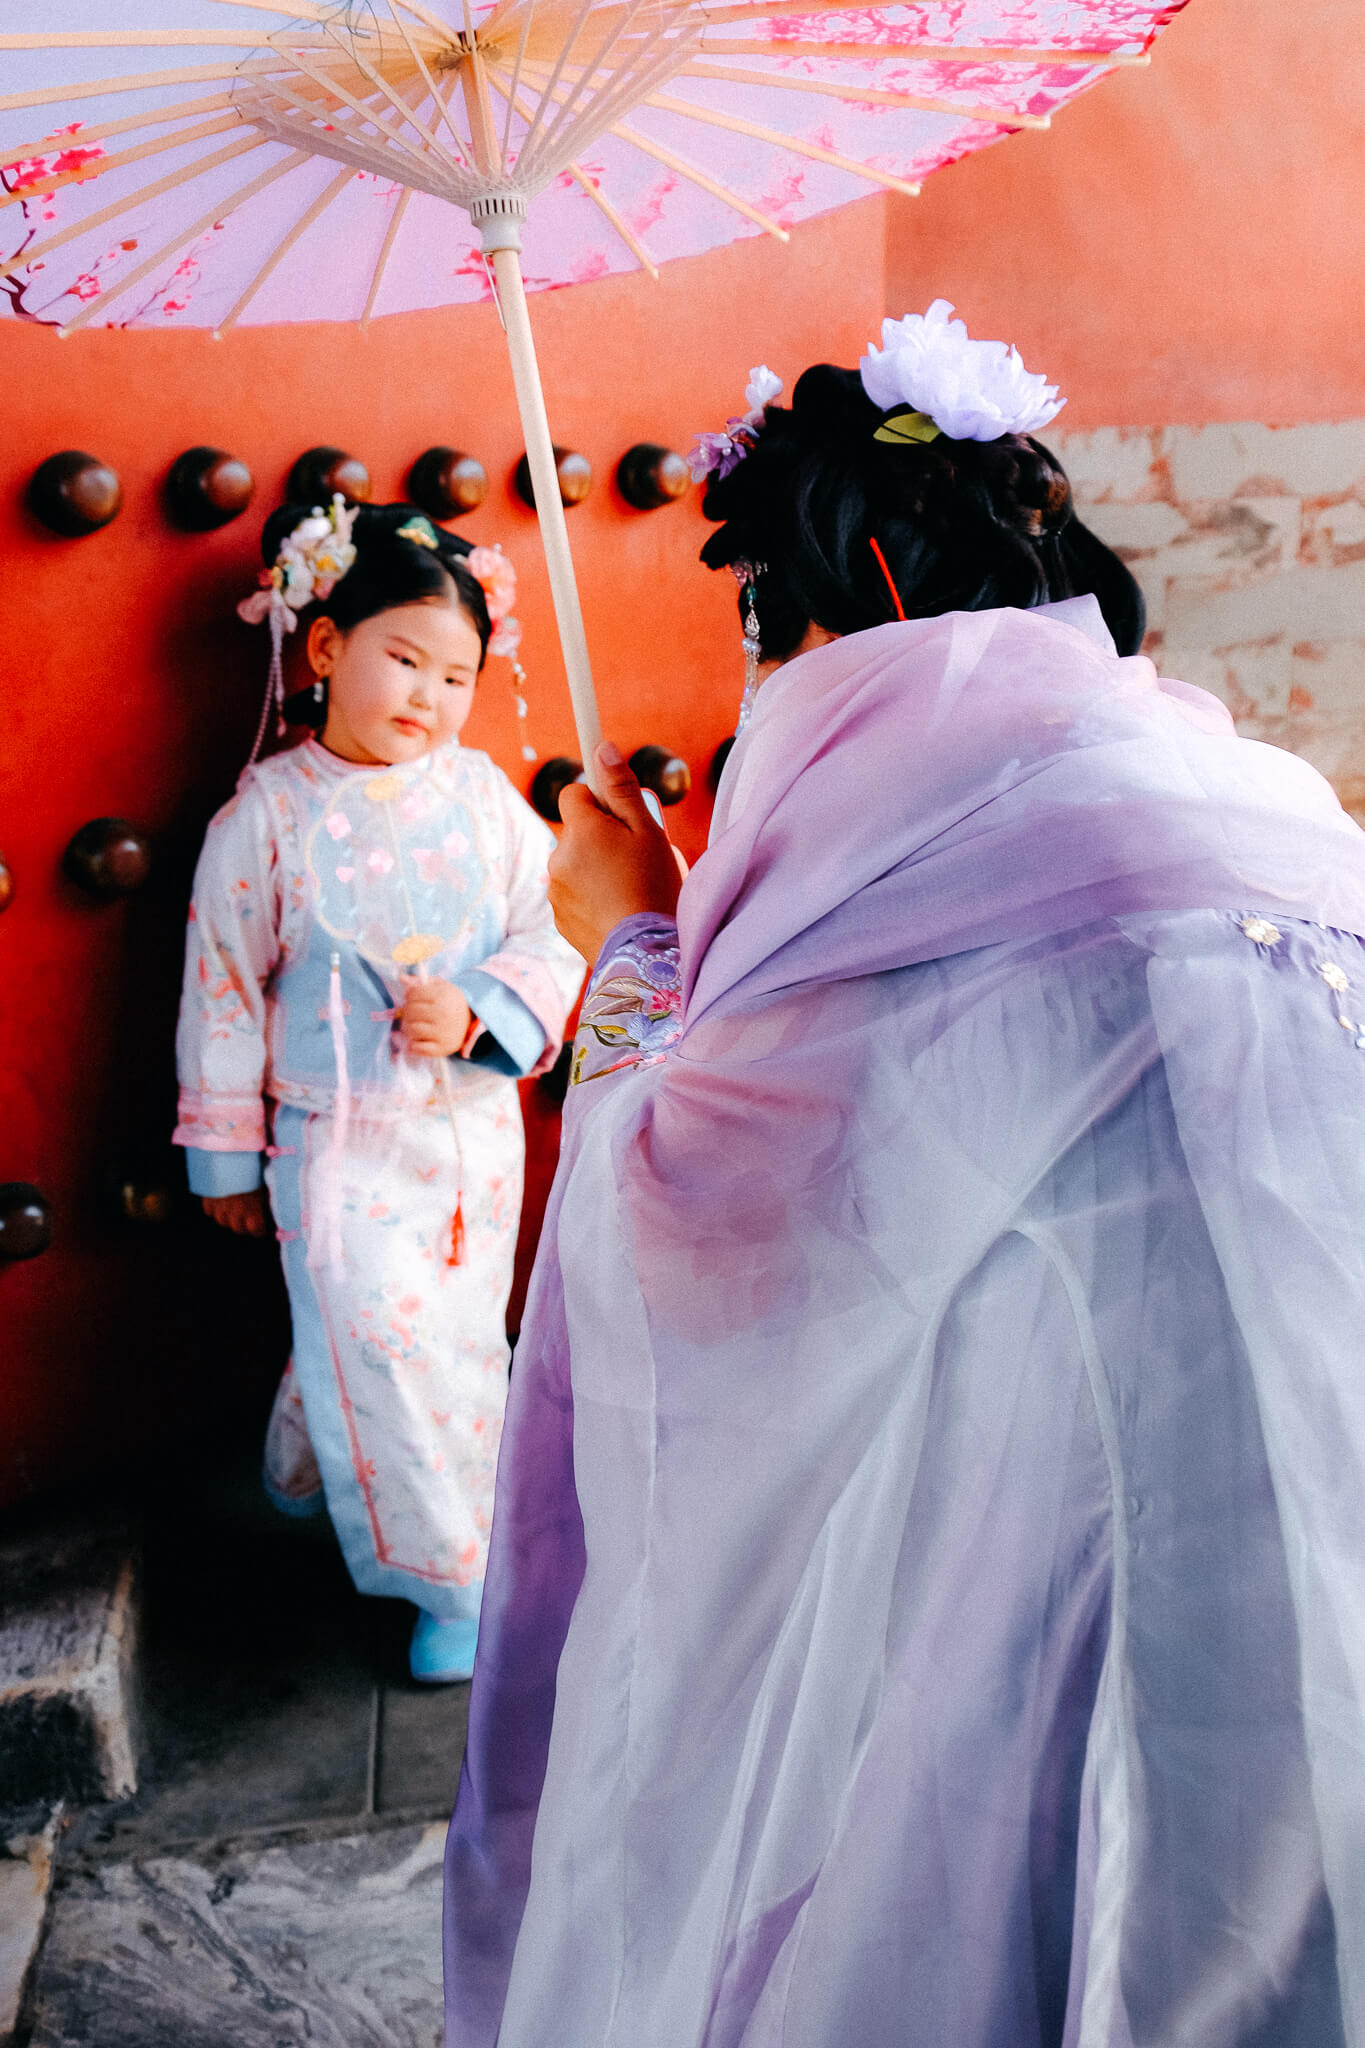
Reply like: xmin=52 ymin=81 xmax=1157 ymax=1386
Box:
xmin=1162 ymin=640 xmax=1296 ymax=721
xmin=1289 ymin=641 xmax=1365 ymax=717
xmin=1163 ymin=563 xmax=1365 ymax=650
xmin=1055 ymin=418 xmax=1365 ymax=815
xmin=1050 ymin=426 xmax=1162 ymax=503
xmin=1306 ymin=497 xmax=1365 ymax=558
xmin=1161 ymin=421 xmax=1365 ymax=503
xmin=1081 ymin=500 xmax=1188 ymax=556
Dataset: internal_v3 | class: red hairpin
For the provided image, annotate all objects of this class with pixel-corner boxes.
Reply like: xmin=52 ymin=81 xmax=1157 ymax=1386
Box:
xmin=869 ymin=536 xmax=906 ymax=621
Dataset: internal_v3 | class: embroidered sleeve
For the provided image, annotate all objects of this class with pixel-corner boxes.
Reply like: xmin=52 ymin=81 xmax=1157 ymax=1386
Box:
xmin=453 ymin=775 xmax=585 ymax=1078
xmin=569 ymin=913 xmax=683 ymax=1088
xmin=172 ymin=779 xmax=280 ymax=1167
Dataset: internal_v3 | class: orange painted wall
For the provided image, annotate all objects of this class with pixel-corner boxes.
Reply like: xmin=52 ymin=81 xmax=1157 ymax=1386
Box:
xmin=0 ymin=199 xmax=888 ymax=1509
xmin=887 ymin=0 xmax=1365 ymax=428
xmin=6 ymin=0 xmax=1361 ymax=1508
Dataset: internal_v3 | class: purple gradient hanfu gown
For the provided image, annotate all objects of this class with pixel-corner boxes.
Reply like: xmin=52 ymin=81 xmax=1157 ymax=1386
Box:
xmin=445 ymin=599 xmax=1365 ymax=2047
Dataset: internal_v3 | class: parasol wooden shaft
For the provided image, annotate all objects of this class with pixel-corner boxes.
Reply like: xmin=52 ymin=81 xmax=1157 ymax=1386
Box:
xmin=489 ymin=241 xmax=604 ymax=793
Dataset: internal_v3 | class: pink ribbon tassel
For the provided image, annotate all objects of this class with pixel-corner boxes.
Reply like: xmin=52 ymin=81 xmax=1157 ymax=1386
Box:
xmin=309 ymin=950 xmax=350 ymax=1275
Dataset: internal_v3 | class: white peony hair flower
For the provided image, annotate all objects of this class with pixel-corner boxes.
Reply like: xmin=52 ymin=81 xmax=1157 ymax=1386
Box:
xmin=859 ymin=300 xmax=1064 ymax=444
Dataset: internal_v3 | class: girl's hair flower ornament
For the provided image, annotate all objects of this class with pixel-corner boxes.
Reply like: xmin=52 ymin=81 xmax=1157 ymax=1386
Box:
xmin=237 ymin=494 xmax=359 ymax=749
xmin=466 ymin=544 xmax=519 ymax=657
xmin=466 ymin=543 xmax=536 ymax=759
xmin=860 ymin=299 xmax=1065 ymax=446
xmin=689 ymin=365 xmax=784 ymax=482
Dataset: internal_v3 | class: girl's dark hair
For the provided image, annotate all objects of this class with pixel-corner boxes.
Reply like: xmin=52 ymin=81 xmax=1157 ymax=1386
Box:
xmin=260 ymin=500 xmax=493 ymax=726
xmin=700 ymin=363 xmax=1146 ymax=660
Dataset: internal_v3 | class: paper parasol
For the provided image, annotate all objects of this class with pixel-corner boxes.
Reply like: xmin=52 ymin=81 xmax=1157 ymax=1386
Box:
xmin=0 ymin=0 xmax=1187 ymax=778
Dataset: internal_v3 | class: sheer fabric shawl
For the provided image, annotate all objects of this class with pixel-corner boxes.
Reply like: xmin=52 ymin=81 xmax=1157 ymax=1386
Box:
xmin=445 ymin=604 xmax=1365 ymax=2048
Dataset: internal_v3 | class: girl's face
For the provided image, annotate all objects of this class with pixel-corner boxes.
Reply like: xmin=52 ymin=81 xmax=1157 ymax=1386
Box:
xmin=309 ymin=598 xmax=483 ymax=766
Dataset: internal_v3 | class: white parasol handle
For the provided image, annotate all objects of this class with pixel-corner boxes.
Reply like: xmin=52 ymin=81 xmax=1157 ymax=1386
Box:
xmin=489 ymin=243 xmax=604 ymax=795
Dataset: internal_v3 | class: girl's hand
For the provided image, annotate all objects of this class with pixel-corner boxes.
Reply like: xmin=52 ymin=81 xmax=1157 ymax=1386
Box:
xmin=400 ymin=975 xmax=473 ymax=1058
xmin=202 ymin=1189 xmax=271 ymax=1237
xmin=550 ymin=742 xmax=684 ymax=963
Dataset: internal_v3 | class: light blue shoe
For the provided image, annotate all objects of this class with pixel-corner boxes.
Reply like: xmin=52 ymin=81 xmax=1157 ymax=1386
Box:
xmin=262 ymin=1469 xmax=327 ymax=1520
xmin=410 ymin=1609 xmax=479 ymax=1684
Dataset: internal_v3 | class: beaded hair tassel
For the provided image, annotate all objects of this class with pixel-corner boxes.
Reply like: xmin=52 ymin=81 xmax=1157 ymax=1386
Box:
xmin=732 ymin=560 xmax=765 ymax=733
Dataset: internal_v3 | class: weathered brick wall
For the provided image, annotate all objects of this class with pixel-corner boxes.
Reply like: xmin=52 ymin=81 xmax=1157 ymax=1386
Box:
xmin=1055 ymin=424 xmax=1365 ymax=821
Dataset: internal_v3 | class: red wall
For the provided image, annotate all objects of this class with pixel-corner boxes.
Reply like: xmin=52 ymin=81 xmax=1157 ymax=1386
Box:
xmin=0 ymin=199 xmax=888 ymax=1509
xmin=8 ymin=0 xmax=1361 ymax=1508
xmin=887 ymin=0 xmax=1365 ymax=428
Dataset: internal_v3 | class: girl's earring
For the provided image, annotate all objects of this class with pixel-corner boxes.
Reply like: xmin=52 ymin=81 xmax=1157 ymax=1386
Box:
xmin=312 ymin=672 xmax=326 ymax=705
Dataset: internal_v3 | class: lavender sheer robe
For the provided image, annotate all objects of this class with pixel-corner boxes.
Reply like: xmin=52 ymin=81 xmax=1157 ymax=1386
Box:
xmin=445 ymin=601 xmax=1365 ymax=2047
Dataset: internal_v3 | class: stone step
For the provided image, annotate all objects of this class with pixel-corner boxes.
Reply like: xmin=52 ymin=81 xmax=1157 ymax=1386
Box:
xmin=26 ymin=1816 xmax=445 ymax=2048
xmin=0 ymin=1519 xmax=140 ymax=1811
xmin=0 ymin=1809 xmax=60 ymax=2048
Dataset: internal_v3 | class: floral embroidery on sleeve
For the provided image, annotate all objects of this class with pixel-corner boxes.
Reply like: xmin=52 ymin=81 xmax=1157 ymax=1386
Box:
xmin=570 ymin=915 xmax=682 ymax=1087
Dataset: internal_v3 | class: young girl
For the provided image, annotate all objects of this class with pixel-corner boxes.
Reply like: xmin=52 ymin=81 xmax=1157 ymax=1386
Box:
xmin=174 ymin=501 xmax=582 ymax=1684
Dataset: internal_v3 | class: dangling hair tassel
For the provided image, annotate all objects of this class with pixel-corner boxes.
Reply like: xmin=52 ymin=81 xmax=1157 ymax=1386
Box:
xmin=511 ymin=656 xmax=536 ymax=763
xmin=732 ymin=559 xmax=765 ymax=733
xmin=246 ymin=589 xmax=293 ymax=765
xmin=447 ymin=1201 xmax=465 ymax=1268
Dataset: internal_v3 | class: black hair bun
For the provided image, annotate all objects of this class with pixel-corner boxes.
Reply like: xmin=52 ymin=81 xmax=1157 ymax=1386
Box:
xmin=697 ymin=358 xmax=1146 ymax=658
xmin=349 ymin=501 xmax=474 ymax=564
xmin=789 ymin=363 xmax=880 ymax=437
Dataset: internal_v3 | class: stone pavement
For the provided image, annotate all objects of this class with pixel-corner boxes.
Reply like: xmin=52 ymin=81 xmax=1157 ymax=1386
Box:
xmin=10 ymin=1434 xmax=468 ymax=2048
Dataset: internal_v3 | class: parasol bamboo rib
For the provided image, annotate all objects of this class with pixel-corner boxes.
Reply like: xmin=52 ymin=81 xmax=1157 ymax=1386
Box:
xmin=517 ymin=34 xmax=703 ymax=180
xmin=697 ymin=37 xmax=1151 ymax=64
xmin=263 ymin=44 xmax=460 ymax=179
xmin=317 ymin=19 xmax=469 ymax=169
xmin=513 ymin=0 xmax=603 ymax=167
xmin=206 ymin=0 xmax=330 ymax=21
xmin=360 ymin=69 xmax=456 ymax=324
xmin=0 ymin=58 xmax=298 ymax=118
xmin=360 ymin=182 xmax=412 ymax=324
xmin=489 ymin=72 xmax=661 ymax=276
xmin=498 ymin=3 xmax=536 ymax=159
xmin=55 ymin=148 xmax=310 ymax=332
xmin=240 ymin=87 xmax=465 ymax=201
xmin=383 ymin=9 xmax=476 ymax=171
xmin=642 ymin=91 xmax=925 ymax=192
xmin=530 ymin=0 xmax=637 ymax=160
xmin=1 ymin=112 xmax=246 ymax=207
xmin=679 ymin=61 xmax=1051 ymax=124
xmin=539 ymin=30 xmax=705 ymax=176
xmin=216 ymin=161 xmax=354 ymax=329
xmin=389 ymin=0 xmax=471 ymax=46
xmin=2 ymin=92 xmax=241 ymax=169
xmin=532 ymin=0 xmax=678 ymax=174
xmin=17 ymin=133 xmax=267 ymax=265
xmin=492 ymin=57 xmax=789 ymax=236
xmin=0 ymin=30 xmax=326 ymax=49
xmin=569 ymin=164 xmax=659 ymax=274
xmin=610 ymin=121 xmax=789 ymax=235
